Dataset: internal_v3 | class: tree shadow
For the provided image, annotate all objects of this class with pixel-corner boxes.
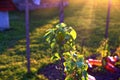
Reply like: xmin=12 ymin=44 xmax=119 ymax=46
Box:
xmin=0 ymin=7 xmax=59 ymax=54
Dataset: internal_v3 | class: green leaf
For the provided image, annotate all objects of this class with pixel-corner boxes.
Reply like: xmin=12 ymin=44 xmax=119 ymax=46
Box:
xmin=84 ymin=64 xmax=88 ymax=71
xmin=43 ymin=32 xmax=50 ymax=38
xmin=56 ymin=23 xmax=66 ymax=28
xmin=70 ymin=28 xmax=77 ymax=40
xmin=61 ymin=23 xmax=67 ymax=27
xmin=77 ymin=55 xmax=84 ymax=61
xmin=76 ymin=61 xmax=84 ymax=68
xmin=65 ymin=75 xmax=74 ymax=80
xmin=51 ymin=53 xmax=60 ymax=61
xmin=63 ymin=52 xmax=71 ymax=57
xmin=45 ymin=37 xmax=50 ymax=43
xmin=50 ymin=42 xmax=55 ymax=49
xmin=64 ymin=61 xmax=75 ymax=72
xmin=65 ymin=34 xmax=70 ymax=40
xmin=82 ymin=71 xmax=88 ymax=80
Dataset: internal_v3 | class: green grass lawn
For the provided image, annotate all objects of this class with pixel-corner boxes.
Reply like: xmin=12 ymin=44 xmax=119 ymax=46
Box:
xmin=0 ymin=0 xmax=120 ymax=80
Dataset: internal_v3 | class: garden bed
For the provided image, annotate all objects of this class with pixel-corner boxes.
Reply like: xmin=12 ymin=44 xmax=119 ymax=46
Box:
xmin=38 ymin=62 xmax=120 ymax=80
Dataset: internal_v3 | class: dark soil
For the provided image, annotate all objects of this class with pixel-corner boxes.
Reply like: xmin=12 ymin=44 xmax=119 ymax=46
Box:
xmin=38 ymin=62 xmax=120 ymax=80
xmin=37 ymin=61 xmax=65 ymax=80
xmin=88 ymin=68 xmax=120 ymax=80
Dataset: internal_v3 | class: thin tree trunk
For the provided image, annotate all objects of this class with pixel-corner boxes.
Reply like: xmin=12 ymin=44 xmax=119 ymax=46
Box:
xmin=25 ymin=0 xmax=31 ymax=73
xmin=59 ymin=0 xmax=64 ymax=23
xmin=105 ymin=0 xmax=111 ymax=38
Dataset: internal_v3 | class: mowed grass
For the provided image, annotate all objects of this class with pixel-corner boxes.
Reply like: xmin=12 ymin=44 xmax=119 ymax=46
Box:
xmin=0 ymin=0 xmax=120 ymax=79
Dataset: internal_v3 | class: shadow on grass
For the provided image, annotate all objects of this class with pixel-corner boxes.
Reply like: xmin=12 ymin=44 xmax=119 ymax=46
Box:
xmin=0 ymin=7 xmax=59 ymax=54
xmin=21 ymin=72 xmax=40 ymax=80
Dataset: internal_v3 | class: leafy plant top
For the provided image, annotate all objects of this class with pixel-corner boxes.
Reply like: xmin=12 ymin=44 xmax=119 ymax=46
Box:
xmin=44 ymin=23 xmax=77 ymax=53
xmin=43 ymin=23 xmax=88 ymax=80
xmin=97 ymin=38 xmax=110 ymax=58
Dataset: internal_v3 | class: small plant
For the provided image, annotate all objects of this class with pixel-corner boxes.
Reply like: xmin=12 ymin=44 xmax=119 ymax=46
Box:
xmin=97 ymin=38 xmax=110 ymax=58
xmin=44 ymin=23 xmax=88 ymax=80
xmin=96 ymin=38 xmax=110 ymax=69
xmin=63 ymin=51 xmax=88 ymax=80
